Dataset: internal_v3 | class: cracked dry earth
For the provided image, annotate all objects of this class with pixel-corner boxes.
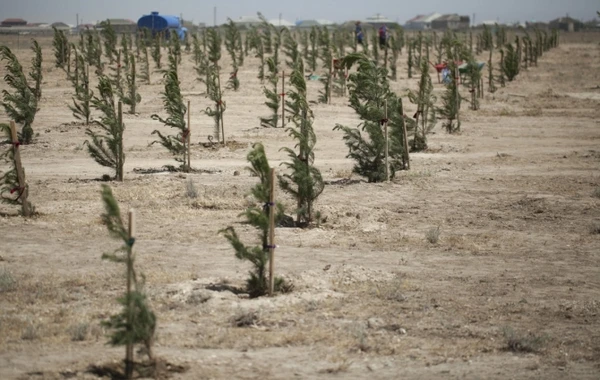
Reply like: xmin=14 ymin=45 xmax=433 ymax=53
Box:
xmin=0 ymin=33 xmax=599 ymax=379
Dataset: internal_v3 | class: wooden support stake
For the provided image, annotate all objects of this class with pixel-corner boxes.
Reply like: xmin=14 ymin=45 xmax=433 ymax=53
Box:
xmin=187 ymin=100 xmax=191 ymax=170
xmin=328 ymin=58 xmax=333 ymax=104
xmin=402 ymin=115 xmax=410 ymax=170
xmin=281 ymin=70 xmax=285 ymax=128
xmin=268 ymin=168 xmax=276 ymax=297
xmin=117 ymin=101 xmax=124 ymax=181
xmin=125 ymin=209 xmax=135 ymax=379
xmin=384 ymin=100 xmax=389 ymax=183
xmin=9 ymin=121 xmax=30 ymax=217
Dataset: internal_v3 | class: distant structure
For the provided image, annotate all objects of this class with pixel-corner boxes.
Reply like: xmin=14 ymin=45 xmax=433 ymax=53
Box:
xmin=231 ymin=15 xmax=262 ymax=29
xmin=404 ymin=13 xmax=441 ymax=30
xmin=98 ymin=19 xmax=137 ymax=33
xmin=431 ymin=14 xmax=470 ymax=30
xmin=137 ymin=11 xmax=187 ymax=40
xmin=549 ymin=16 xmax=584 ymax=32
xmin=268 ymin=18 xmax=295 ymax=28
xmin=361 ymin=13 xmax=398 ymax=29
xmin=1 ymin=18 xmax=27 ymax=27
xmin=295 ymin=19 xmax=335 ymax=29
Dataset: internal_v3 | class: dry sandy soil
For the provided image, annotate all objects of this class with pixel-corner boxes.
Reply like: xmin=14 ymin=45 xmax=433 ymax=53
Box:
xmin=0 ymin=32 xmax=599 ymax=379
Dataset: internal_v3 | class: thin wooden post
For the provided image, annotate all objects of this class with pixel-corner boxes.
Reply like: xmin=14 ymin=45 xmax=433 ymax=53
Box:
xmin=117 ymin=101 xmax=124 ymax=181
xmin=125 ymin=209 xmax=135 ymax=380
xmin=215 ymin=64 xmax=225 ymax=144
xmin=455 ymin=65 xmax=460 ymax=130
xmin=328 ymin=58 xmax=333 ymax=104
xmin=268 ymin=168 xmax=276 ymax=296
xmin=384 ymin=100 xmax=389 ymax=182
xmin=281 ymin=70 xmax=285 ymax=128
xmin=9 ymin=121 xmax=30 ymax=217
xmin=187 ymin=100 xmax=191 ymax=170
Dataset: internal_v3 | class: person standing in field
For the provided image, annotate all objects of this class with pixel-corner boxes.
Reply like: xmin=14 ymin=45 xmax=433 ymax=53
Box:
xmin=379 ymin=25 xmax=388 ymax=48
xmin=355 ymin=21 xmax=364 ymax=48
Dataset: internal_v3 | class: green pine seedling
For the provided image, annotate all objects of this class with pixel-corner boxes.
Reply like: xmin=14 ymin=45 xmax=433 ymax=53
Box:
xmin=85 ymin=77 xmax=125 ymax=181
xmin=151 ymin=34 xmax=161 ymax=69
xmin=100 ymin=20 xmax=118 ymax=63
xmin=99 ymin=184 xmax=157 ymax=378
xmin=259 ymin=57 xmax=280 ymax=128
xmin=0 ymin=123 xmax=34 ymax=215
xmin=334 ymin=53 xmax=413 ymax=182
xmin=29 ymin=39 xmax=43 ymax=101
xmin=52 ymin=26 xmax=69 ymax=69
xmin=0 ymin=46 xmax=38 ymax=144
xmin=69 ymin=51 xmax=93 ymax=125
xmin=220 ymin=143 xmax=291 ymax=298
xmin=502 ymin=43 xmax=520 ymax=81
xmin=279 ymin=58 xmax=324 ymax=227
xmin=122 ymin=53 xmax=141 ymax=114
xmin=408 ymin=58 xmax=437 ymax=151
xmin=151 ymin=54 xmax=190 ymax=172
xmin=308 ymin=27 xmax=318 ymax=72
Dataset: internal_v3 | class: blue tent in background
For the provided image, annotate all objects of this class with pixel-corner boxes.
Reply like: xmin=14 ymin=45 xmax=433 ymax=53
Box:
xmin=137 ymin=11 xmax=187 ymax=40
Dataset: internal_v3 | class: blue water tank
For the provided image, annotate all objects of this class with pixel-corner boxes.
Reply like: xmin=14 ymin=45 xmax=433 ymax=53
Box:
xmin=137 ymin=11 xmax=181 ymax=32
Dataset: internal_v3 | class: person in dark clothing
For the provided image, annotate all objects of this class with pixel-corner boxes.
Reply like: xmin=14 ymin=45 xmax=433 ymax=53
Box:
xmin=378 ymin=25 xmax=388 ymax=48
xmin=355 ymin=21 xmax=364 ymax=47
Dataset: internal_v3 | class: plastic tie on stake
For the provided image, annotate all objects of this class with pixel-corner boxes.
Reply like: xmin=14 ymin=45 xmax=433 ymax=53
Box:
xmin=264 ymin=244 xmax=278 ymax=249
xmin=12 ymin=142 xmax=20 ymax=148
xmin=126 ymin=237 xmax=136 ymax=247
xmin=379 ymin=118 xmax=389 ymax=126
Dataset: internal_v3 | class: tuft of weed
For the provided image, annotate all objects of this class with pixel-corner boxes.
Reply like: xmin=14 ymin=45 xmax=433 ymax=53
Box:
xmin=592 ymin=187 xmax=600 ymax=199
xmin=0 ymin=267 xmax=16 ymax=292
xmin=425 ymin=227 xmax=441 ymax=244
xmin=589 ymin=222 xmax=600 ymax=235
xmin=21 ymin=324 xmax=40 ymax=340
xmin=186 ymin=290 xmax=211 ymax=305
xmin=230 ymin=309 xmax=260 ymax=327
xmin=186 ymin=178 xmax=199 ymax=198
xmin=69 ymin=322 xmax=89 ymax=341
xmin=502 ymin=326 xmax=547 ymax=353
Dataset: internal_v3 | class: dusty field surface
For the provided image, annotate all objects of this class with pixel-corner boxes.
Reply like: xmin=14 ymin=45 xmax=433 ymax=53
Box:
xmin=0 ymin=33 xmax=599 ymax=379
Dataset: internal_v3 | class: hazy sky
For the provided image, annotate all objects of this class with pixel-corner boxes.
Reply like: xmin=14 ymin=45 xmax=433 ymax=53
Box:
xmin=1 ymin=0 xmax=598 ymax=25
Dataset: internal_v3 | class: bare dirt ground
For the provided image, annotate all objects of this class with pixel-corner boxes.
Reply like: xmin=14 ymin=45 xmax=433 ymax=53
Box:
xmin=0 ymin=33 xmax=599 ymax=379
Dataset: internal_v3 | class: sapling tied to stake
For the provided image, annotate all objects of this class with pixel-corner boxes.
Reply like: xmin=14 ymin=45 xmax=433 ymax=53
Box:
xmin=501 ymin=43 xmax=520 ymax=81
xmin=121 ymin=34 xmax=131 ymax=69
xmin=29 ymin=39 xmax=43 ymax=101
xmin=308 ymin=27 xmax=318 ymax=72
xmin=151 ymin=34 xmax=162 ymax=69
xmin=220 ymin=143 xmax=292 ymax=298
xmin=259 ymin=57 xmax=280 ymax=129
xmin=334 ymin=53 xmax=413 ymax=182
xmin=52 ymin=26 xmax=69 ymax=70
xmin=140 ymin=46 xmax=151 ymax=85
xmin=0 ymin=46 xmax=38 ymax=144
xmin=407 ymin=58 xmax=437 ymax=151
xmin=203 ymin=28 xmax=226 ymax=143
xmin=99 ymin=185 xmax=157 ymax=379
xmin=318 ymin=28 xmax=333 ymax=104
xmin=85 ymin=76 xmax=125 ymax=181
xmin=69 ymin=51 xmax=93 ymax=125
xmin=151 ymin=53 xmax=190 ymax=172
xmin=100 ymin=20 xmax=118 ymax=63
xmin=279 ymin=58 xmax=324 ymax=227
xmin=225 ymin=19 xmax=242 ymax=91
xmin=0 ymin=123 xmax=34 ymax=216
xmin=122 ymin=53 xmax=141 ymax=114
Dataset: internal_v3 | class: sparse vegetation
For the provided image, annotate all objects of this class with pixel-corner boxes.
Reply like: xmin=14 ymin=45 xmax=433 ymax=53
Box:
xmin=425 ymin=227 xmax=441 ymax=244
xmin=0 ymin=267 xmax=16 ymax=292
xmin=502 ymin=326 xmax=547 ymax=353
